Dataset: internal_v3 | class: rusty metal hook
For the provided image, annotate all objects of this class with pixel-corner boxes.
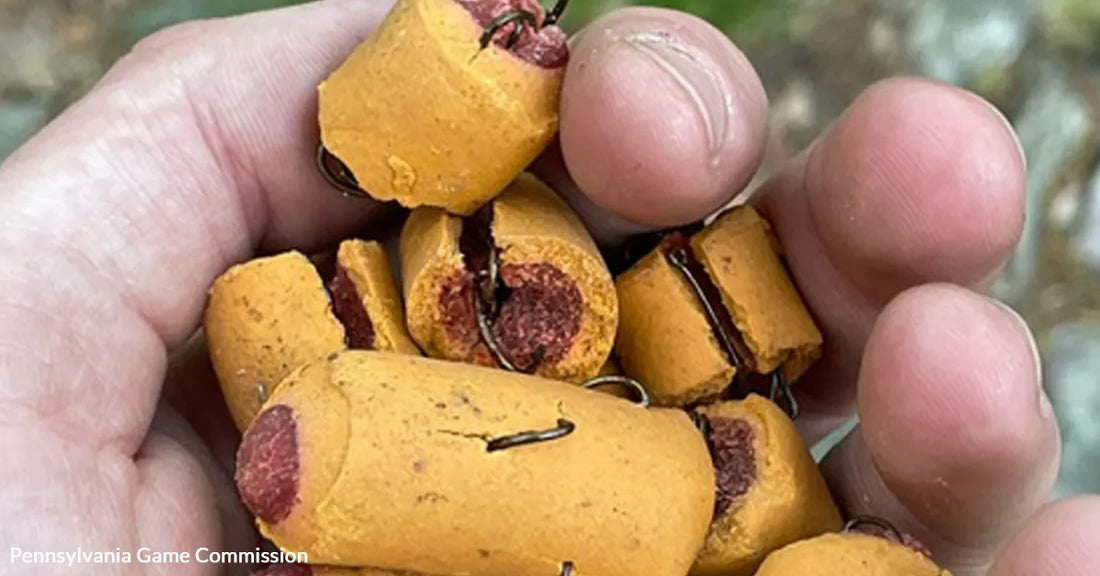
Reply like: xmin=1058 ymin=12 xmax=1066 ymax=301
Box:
xmin=486 ymin=418 xmax=575 ymax=452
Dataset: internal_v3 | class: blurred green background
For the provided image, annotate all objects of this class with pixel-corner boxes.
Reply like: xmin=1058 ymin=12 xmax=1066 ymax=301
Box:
xmin=1 ymin=0 xmax=1098 ymax=494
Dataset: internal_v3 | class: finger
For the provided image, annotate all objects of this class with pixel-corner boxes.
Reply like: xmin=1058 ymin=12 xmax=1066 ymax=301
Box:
xmin=753 ymin=78 xmax=1027 ymax=437
xmin=162 ymin=332 xmax=240 ymax=476
xmin=558 ymin=7 xmax=768 ymax=229
xmin=988 ymin=496 xmax=1100 ymax=576
xmin=820 ymin=284 xmax=1059 ymax=576
xmin=0 ymin=0 xmax=392 ymax=456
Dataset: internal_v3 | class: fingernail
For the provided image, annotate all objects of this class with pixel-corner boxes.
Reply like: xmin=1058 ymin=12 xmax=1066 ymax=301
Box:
xmin=616 ymin=28 xmax=734 ymax=162
xmin=989 ymin=298 xmax=1051 ymax=419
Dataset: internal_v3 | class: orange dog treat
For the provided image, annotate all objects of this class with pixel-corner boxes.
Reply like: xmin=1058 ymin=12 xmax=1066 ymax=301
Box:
xmin=205 ymin=240 xmax=418 ymax=430
xmin=615 ymin=206 xmax=823 ymax=406
xmin=235 ymin=351 xmax=713 ymax=576
xmin=402 ymin=173 xmax=617 ymax=383
xmin=754 ymin=532 xmax=953 ymax=576
xmin=690 ymin=395 xmax=842 ymax=576
xmin=318 ymin=0 xmax=566 ymax=215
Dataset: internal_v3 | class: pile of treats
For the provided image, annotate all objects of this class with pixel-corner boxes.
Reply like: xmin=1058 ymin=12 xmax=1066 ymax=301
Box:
xmin=202 ymin=0 xmax=953 ymax=575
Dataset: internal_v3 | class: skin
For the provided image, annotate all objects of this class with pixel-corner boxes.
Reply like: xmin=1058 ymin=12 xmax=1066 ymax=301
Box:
xmin=0 ymin=1 xmax=1090 ymax=575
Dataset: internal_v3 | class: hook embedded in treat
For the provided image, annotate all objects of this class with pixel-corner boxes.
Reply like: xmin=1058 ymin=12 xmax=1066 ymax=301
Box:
xmin=584 ymin=375 xmax=652 ymax=408
xmin=486 ymin=418 xmax=576 ymax=452
xmin=479 ymin=10 xmax=539 ymax=51
xmin=316 ymin=143 xmax=369 ymax=199
xmin=256 ymin=384 xmax=268 ymax=406
xmin=688 ymin=411 xmax=712 ymax=441
xmin=473 ymin=246 xmax=530 ymax=373
xmin=665 ymin=246 xmax=748 ymax=378
xmin=843 ymin=515 xmax=904 ymax=543
xmin=559 ymin=560 xmax=575 ymax=576
xmin=478 ymin=0 xmax=571 ymax=52
xmin=768 ymin=371 xmax=799 ymax=420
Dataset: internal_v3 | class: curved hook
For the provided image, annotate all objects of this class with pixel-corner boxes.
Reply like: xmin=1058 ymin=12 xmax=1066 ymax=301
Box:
xmin=768 ymin=370 xmax=799 ymax=420
xmin=542 ymin=0 xmax=570 ymax=27
xmin=486 ymin=419 xmax=575 ymax=452
xmin=479 ymin=10 xmax=538 ymax=51
xmin=316 ymin=144 xmax=370 ymax=199
xmin=843 ymin=515 xmax=903 ymax=543
xmin=583 ymin=375 xmax=652 ymax=408
xmin=666 ymin=247 xmax=747 ymax=374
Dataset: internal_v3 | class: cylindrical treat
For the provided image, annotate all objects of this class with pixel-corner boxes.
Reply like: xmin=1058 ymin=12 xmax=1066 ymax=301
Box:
xmin=318 ymin=0 xmax=567 ymax=215
xmin=401 ymin=173 xmax=617 ymax=383
xmin=205 ymin=240 xmax=419 ymax=430
xmin=690 ymin=395 xmax=842 ymax=576
xmin=754 ymin=532 xmax=953 ymax=576
xmin=235 ymin=351 xmax=713 ymax=576
xmin=615 ymin=206 xmax=823 ymax=406
xmin=333 ymin=240 xmax=422 ymax=356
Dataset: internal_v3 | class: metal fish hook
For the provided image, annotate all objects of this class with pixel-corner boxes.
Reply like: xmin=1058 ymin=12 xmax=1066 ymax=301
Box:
xmin=543 ymin=0 xmax=570 ymax=27
xmin=768 ymin=370 xmax=799 ymax=420
xmin=559 ymin=561 xmax=575 ymax=576
xmin=486 ymin=418 xmax=575 ymax=452
xmin=665 ymin=247 xmax=747 ymax=375
xmin=256 ymin=384 xmax=268 ymax=406
xmin=479 ymin=10 xmax=538 ymax=51
xmin=844 ymin=515 xmax=904 ymax=543
xmin=316 ymin=144 xmax=370 ymax=199
xmin=473 ymin=248 xmax=531 ymax=373
xmin=584 ymin=375 xmax=652 ymax=408
xmin=689 ymin=411 xmax=712 ymax=437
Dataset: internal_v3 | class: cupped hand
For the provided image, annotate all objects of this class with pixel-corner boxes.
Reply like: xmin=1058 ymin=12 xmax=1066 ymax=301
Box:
xmin=0 ymin=1 xmax=1093 ymax=575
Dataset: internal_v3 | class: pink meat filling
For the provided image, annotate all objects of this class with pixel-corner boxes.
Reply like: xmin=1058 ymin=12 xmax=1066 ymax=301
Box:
xmin=328 ymin=265 xmax=376 ymax=350
xmin=456 ymin=0 xmax=569 ymax=68
xmin=236 ymin=405 xmax=300 ymax=525
xmin=709 ymin=417 xmax=757 ymax=518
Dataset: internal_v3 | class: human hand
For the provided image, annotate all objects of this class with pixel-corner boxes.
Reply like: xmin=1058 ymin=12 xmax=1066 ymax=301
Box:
xmin=0 ymin=1 xmax=1093 ymax=575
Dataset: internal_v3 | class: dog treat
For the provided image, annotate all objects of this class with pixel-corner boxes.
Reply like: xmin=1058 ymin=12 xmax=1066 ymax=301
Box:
xmin=235 ymin=351 xmax=713 ymax=576
xmin=401 ymin=173 xmax=617 ymax=383
xmin=205 ymin=241 xmax=419 ymax=430
xmin=754 ymin=532 xmax=953 ymax=576
xmin=317 ymin=0 xmax=567 ymax=215
xmin=615 ymin=206 xmax=823 ymax=406
xmin=689 ymin=395 xmax=842 ymax=576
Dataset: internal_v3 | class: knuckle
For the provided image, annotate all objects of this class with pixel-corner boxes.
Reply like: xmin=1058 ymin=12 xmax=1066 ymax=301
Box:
xmin=127 ymin=19 xmax=216 ymax=61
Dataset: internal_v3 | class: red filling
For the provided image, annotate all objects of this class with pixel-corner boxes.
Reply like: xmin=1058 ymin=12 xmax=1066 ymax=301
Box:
xmin=455 ymin=0 xmax=569 ymax=68
xmin=438 ymin=263 xmax=582 ymax=371
xmin=236 ymin=405 xmax=300 ymax=525
xmin=328 ymin=265 xmax=376 ymax=350
xmin=251 ymin=566 xmax=312 ymax=576
xmin=709 ymin=417 xmax=757 ymax=518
